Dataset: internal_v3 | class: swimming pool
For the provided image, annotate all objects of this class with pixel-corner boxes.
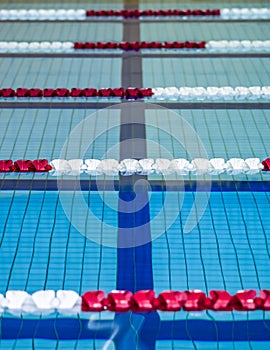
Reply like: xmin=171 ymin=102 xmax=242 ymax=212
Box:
xmin=0 ymin=0 xmax=270 ymax=349
xmin=1 ymin=189 xmax=270 ymax=349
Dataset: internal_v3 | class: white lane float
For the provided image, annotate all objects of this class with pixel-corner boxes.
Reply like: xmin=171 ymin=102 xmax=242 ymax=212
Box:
xmin=47 ymin=158 xmax=266 ymax=176
xmin=119 ymin=159 xmax=142 ymax=176
xmin=97 ymin=159 xmax=119 ymax=176
xmin=138 ymin=158 xmax=155 ymax=175
xmin=152 ymin=158 xmax=173 ymax=175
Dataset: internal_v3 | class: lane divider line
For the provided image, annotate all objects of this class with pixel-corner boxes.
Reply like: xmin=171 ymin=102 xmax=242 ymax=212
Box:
xmin=1 ymin=158 xmax=269 ymax=175
xmin=1 ymin=87 xmax=270 ymax=100
xmin=0 ymin=8 xmax=270 ymax=20
xmin=1 ymin=41 xmax=270 ymax=52
xmin=1 ymin=289 xmax=270 ymax=313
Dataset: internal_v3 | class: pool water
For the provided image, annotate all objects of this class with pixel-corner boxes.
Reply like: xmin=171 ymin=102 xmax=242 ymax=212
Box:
xmin=1 ymin=190 xmax=270 ymax=292
xmin=1 ymin=0 xmax=270 ymax=349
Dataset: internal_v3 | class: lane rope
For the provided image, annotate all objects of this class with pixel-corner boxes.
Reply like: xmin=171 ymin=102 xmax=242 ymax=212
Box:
xmin=1 ymin=40 xmax=270 ymax=52
xmin=0 ymin=158 xmax=269 ymax=175
xmin=1 ymin=289 xmax=269 ymax=313
xmin=0 ymin=8 xmax=270 ymax=20
xmin=0 ymin=87 xmax=270 ymax=100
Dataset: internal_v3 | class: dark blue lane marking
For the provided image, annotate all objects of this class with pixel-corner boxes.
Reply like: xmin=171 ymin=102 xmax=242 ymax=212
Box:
xmin=117 ymin=191 xmax=136 ymax=292
xmin=117 ymin=8 xmax=158 ymax=348
xmin=1 ymin=318 xmax=270 ymax=341
xmin=1 ymin=52 xmax=270 ymax=58
xmin=117 ymin=113 xmax=153 ymax=296
xmin=160 ymin=319 xmax=270 ymax=341
xmin=1 ymin=179 xmax=270 ymax=191
xmin=117 ymin=190 xmax=153 ymax=292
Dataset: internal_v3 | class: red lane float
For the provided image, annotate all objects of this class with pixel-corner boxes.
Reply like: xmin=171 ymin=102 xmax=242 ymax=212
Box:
xmin=132 ymin=290 xmax=157 ymax=312
xmin=0 ymin=159 xmax=52 ymax=172
xmin=0 ymin=88 xmax=153 ymax=99
xmin=98 ymin=88 xmax=114 ymax=97
xmin=260 ymin=290 xmax=270 ymax=310
xmin=81 ymin=291 xmax=105 ymax=312
xmin=209 ymin=290 xmax=233 ymax=311
xmin=83 ymin=88 xmax=98 ymax=97
xmin=157 ymin=291 xmax=186 ymax=311
xmin=126 ymin=87 xmax=153 ymax=98
xmin=262 ymin=158 xmax=270 ymax=171
xmin=1 ymin=88 xmax=16 ymax=97
xmin=182 ymin=290 xmax=209 ymax=311
xmin=0 ymin=160 xmax=13 ymax=172
xmin=81 ymin=289 xmax=270 ymax=312
xmin=232 ymin=290 xmax=258 ymax=311
xmin=85 ymin=9 xmax=220 ymax=17
xmin=107 ymin=291 xmax=133 ymax=312
xmin=30 ymin=159 xmax=52 ymax=172
xmin=73 ymin=41 xmax=206 ymax=50
xmin=43 ymin=88 xmax=55 ymax=97
xmin=16 ymin=88 xmax=45 ymax=98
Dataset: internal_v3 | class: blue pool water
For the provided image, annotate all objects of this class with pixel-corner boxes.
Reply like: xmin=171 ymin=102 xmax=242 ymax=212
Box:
xmin=1 ymin=190 xmax=270 ymax=349
xmin=1 ymin=0 xmax=270 ymax=349
xmin=1 ymin=191 xmax=270 ymax=294
xmin=1 ymin=108 xmax=270 ymax=176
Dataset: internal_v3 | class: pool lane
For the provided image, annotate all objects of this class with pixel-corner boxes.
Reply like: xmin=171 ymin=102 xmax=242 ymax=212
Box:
xmin=0 ymin=58 xmax=121 ymax=88
xmin=139 ymin=1 xmax=270 ymax=9
xmin=1 ymin=107 xmax=270 ymax=168
xmin=150 ymin=191 xmax=270 ymax=294
xmin=0 ymin=108 xmax=120 ymax=161
xmin=2 ymin=107 xmax=270 ymax=185
xmin=0 ymin=22 xmax=122 ymax=42
xmin=1 ymin=316 xmax=270 ymax=343
xmin=143 ymin=57 xmax=270 ymax=86
xmin=0 ymin=1 xmax=268 ymax=349
xmin=0 ymin=191 xmax=118 ymax=294
xmin=145 ymin=109 xmax=270 ymax=161
xmin=141 ymin=22 xmax=270 ymax=41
